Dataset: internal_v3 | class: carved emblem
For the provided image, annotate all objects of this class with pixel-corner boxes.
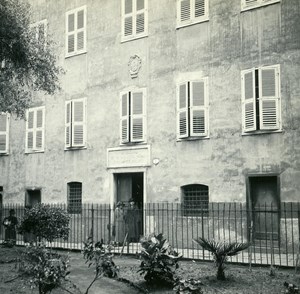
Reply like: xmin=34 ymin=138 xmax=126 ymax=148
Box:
xmin=128 ymin=55 xmax=142 ymax=78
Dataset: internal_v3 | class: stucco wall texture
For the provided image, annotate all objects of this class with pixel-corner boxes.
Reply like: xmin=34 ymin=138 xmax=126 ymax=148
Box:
xmin=0 ymin=0 xmax=299 ymax=204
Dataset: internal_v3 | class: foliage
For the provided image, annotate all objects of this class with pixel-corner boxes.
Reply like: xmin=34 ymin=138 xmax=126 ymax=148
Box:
xmin=193 ymin=237 xmax=250 ymax=280
xmin=284 ymin=282 xmax=299 ymax=294
xmin=83 ymin=237 xmax=118 ymax=294
xmin=0 ymin=0 xmax=63 ymax=117
xmin=18 ymin=204 xmax=70 ymax=243
xmin=138 ymin=233 xmax=182 ymax=286
xmin=173 ymin=278 xmax=204 ymax=294
xmin=20 ymin=244 xmax=69 ymax=294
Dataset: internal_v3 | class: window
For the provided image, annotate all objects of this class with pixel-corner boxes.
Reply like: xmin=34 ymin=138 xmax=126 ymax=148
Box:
xmin=31 ymin=19 xmax=47 ymax=45
xmin=241 ymin=65 xmax=281 ymax=134
xmin=65 ymin=98 xmax=87 ymax=149
xmin=182 ymin=184 xmax=209 ymax=216
xmin=66 ymin=6 xmax=86 ymax=57
xmin=177 ymin=79 xmax=209 ymax=139
xmin=122 ymin=0 xmax=148 ymax=42
xmin=177 ymin=0 xmax=209 ymax=28
xmin=25 ymin=107 xmax=45 ymax=153
xmin=0 ymin=113 xmax=10 ymax=154
xmin=120 ymin=89 xmax=146 ymax=144
xmin=241 ymin=0 xmax=280 ymax=11
xmin=67 ymin=182 xmax=82 ymax=214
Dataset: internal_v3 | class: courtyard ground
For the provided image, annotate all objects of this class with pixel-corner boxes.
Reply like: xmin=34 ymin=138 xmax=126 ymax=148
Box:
xmin=0 ymin=246 xmax=299 ymax=293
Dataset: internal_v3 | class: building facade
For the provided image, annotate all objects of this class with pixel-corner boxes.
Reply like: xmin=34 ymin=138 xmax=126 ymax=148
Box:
xmin=0 ymin=0 xmax=300 ymax=242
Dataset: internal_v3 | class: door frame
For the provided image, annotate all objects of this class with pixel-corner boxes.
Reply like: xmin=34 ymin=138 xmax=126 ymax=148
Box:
xmin=246 ymin=174 xmax=281 ymax=241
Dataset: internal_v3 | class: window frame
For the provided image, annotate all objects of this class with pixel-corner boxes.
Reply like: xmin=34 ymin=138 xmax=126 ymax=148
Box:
xmin=177 ymin=0 xmax=209 ymax=29
xmin=241 ymin=0 xmax=280 ymax=12
xmin=30 ymin=19 xmax=47 ymax=46
xmin=176 ymin=78 xmax=209 ymax=140
xmin=25 ymin=106 xmax=45 ymax=154
xmin=67 ymin=182 xmax=82 ymax=214
xmin=241 ymin=64 xmax=281 ymax=135
xmin=0 ymin=113 xmax=10 ymax=155
xmin=121 ymin=0 xmax=148 ymax=43
xmin=65 ymin=5 xmax=87 ymax=58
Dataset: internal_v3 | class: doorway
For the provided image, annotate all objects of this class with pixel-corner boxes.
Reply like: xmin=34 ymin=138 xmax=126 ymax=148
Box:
xmin=115 ymin=172 xmax=144 ymax=242
xmin=249 ymin=176 xmax=280 ymax=241
xmin=25 ymin=189 xmax=41 ymax=207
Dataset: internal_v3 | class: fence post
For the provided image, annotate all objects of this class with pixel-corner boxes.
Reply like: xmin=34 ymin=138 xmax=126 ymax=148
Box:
xmin=108 ymin=204 xmax=111 ymax=244
xmin=90 ymin=204 xmax=94 ymax=243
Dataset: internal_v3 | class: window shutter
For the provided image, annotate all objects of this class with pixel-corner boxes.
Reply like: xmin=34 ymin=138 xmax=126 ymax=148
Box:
xmin=35 ymin=108 xmax=45 ymax=150
xmin=0 ymin=114 xmax=9 ymax=154
xmin=259 ymin=66 xmax=280 ymax=130
xmin=195 ymin=0 xmax=206 ymax=18
xmin=241 ymin=69 xmax=256 ymax=132
xmin=179 ymin=0 xmax=191 ymax=23
xmin=67 ymin=12 xmax=75 ymax=54
xmin=65 ymin=101 xmax=72 ymax=148
xmin=131 ymin=90 xmax=145 ymax=142
xmin=136 ymin=0 xmax=145 ymax=35
xmin=242 ymin=0 xmax=259 ymax=9
xmin=72 ymin=98 xmax=86 ymax=147
xmin=26 ymin=110 xmax=35 ymax=151
xmin=120 ymin=92 xmax=129 ymax=143
xmin=177 ymin=82 xmax=189 ymax=139
xmin=123 ymin=0 xmax=133 ymax=37
xmin=190 ymin=80 xmax=208 ymax=136
xmin=76 ymin=8 xmax=85 ymax=51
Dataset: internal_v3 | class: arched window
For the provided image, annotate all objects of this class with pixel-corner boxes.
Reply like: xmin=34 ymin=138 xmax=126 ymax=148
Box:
xmin=67 ymin=182 xmax=82 ymax=214
xmin=181 ymin=184 xmax=209 ymax=216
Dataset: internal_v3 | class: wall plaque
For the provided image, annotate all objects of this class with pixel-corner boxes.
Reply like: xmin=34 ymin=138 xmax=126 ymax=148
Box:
xmin=128 ymin=55 xmax=142 ymax=78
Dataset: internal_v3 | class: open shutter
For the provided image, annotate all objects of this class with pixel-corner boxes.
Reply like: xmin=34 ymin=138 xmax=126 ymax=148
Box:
xmin=190 ymin=80 xmax=208 ymax=136
xmin=26 ymin=110 xmax=35 ymax=152
xmin=76 ymin=8 xmax=85 ymax=51
xmin=120 ymin=92 xmax=129 ymax=143
xmin=179 ymin=0 xmax=191 ymax=23
xmin=35 ymin=107 xmax=45 ymax=151
xmin=72 ymin=98 xmax=86 ymax=147
xmin=123 ymin=0 xmax=133 ymax=37
xmin=259 ymin=65 xmax=280 ymax=130
xmin=131 ymin=90 xmax=145 ymax=142
xmin=177 ymin=82 xmax=189 ymax=139
xmin=0 ymin=114 xmax=9 ymax=154
xmin=67 ymin=12 xmax=75 ymax=54
xmin=65 ymin=101 xmax=72 ymax=148
xmin=242 ymin=69 xmax=256 ymax=132
xmin=136 ymin=0 xmax=146 ymax=35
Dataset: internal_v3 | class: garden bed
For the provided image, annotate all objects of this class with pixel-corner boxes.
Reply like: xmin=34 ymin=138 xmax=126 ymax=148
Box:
xmin=0 ymin=246 xmax=299 ymax=294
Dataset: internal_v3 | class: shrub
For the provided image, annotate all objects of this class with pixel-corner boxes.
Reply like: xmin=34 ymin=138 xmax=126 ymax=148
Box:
xmin=20 ymin=244 xmax=70 ymax=294
xmin=173 ymin=278 xmax=204 ymax=294
xmin=284 ymin=282 xmax=299 ymax=294
xmin=193 ymin=237 xmax=250 ymax=280
xmin=83 ymin=237 xmax=118 ymax=294
xmin=138 ymin=233 xmax=182 ymax=286
xmin=18 ymin=204 xmax=70 ymax=243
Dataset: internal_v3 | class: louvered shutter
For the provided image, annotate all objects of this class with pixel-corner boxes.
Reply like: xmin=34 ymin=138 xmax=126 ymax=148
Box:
xmin=26 ymin=110 xmax=35 ymax=151
xmin=0 ymin=114 xmax=9 ymax=154
xmin=190 ymin=80 xmax=208 ymax=136
xmin=242 ymin=69 xmax=256 ymax=132
xmin=242 ymin=0 xmax=259 ymax=9
xmin=123 ymin=0 xmax=133 ymax=37
xmin=120 ymin=92 xmax=129 ymax=143
xmin=259 ymin=66 xmax=280 ymax=130
xmin=67 ymin=12 xmax=75 ymax=54
xmin=72 ymin=98 xmax=86 ymax=147
xmin=65 ymin=101 xmax=72 ymax=148
xmin=35 ymin=108 xmax=45 ymax=150
xmin=131 ymin=90 xmax=145 ymax=142
xmin=177 ymin=82 xmax=189 ymax=139
xmin=179 ymin=0 xmax=191 ymax=23
xmin=194 ymin=0 xmax=207 ymax=19
xmin=76 ymin=8 xmax=85 ymax=51
xmin=136 ymin=0 xmax=145 ymax=35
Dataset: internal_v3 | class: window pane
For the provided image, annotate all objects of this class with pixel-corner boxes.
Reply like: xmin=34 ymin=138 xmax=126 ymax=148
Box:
xmin=68 ymin=182 xmax=82 ymax=214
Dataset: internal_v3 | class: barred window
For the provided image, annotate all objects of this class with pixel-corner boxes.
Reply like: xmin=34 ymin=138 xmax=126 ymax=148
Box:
xmin=182 ymin=184 xmax=209 ymax=216
xmin=67 ymin=182 xmax=82 ymax=214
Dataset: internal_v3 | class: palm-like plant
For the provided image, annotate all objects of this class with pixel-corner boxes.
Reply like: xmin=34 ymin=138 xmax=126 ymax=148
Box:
xmin=193 ymin=237 xmax=250 ymax=280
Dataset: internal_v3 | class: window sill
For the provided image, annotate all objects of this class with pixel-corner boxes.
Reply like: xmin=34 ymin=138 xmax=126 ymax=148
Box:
xmin=25 ymin=150 xmax=45 ymax=154
xmin=242 ymin=129 xmax=283 ymax=136
xmin=119 ymin=141 xmax=147 ymax=147
xmin=64 ymin=146 xmax=87 ymax=151
xmin=176 ymin=17 xmax=209 ymax=30
xmin=0 ymin=153 xmax=9 ymax=156
xmin=121 ymin=34 xmax=148 ymax=44
xmin=241 ymin=0 xmax=280 ymax=12
xmin=177 ymin=136 xmax=209 ymax=142
xmin=65 ymin=50 xmax=87 ymax=59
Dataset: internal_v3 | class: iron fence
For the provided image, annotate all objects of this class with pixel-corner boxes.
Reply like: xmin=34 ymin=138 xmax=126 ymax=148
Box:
xmin=0 ymin=202 xmax=299 ymax=267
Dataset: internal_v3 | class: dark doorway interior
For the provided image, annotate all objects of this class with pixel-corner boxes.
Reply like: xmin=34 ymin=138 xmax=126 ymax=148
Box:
xmin=25 ymin=189 xmax=41 ymax=207
xmin=250 ymin=176 xmax=280 ymax=241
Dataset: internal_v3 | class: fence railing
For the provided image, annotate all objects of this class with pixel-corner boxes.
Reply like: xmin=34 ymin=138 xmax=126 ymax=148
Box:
xmin=0 ymin=202 xmax=299 ymax=267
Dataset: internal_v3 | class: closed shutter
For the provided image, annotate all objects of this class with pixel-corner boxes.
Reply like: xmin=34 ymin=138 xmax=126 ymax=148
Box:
xmin=177 ymin=82 xmax=189 ymax=139
xmin=242 ymin=0 xmax=259 ymax=9
xmin=242 ymin=69 xmax=256 ymax=132
xmin=259 ymin=66 xmax=280 ymax=130
xmin=76 ymin=8 xmax=85 ymax=51
xmin=123 ymin=0 xmax=133 ymax=37
xmin=190 ymin=80 xmax=208 ymax=136
xmin=26 ymin=110 xmax=35 ymax=151
xmin=0 ymin=114 xmax=9 ymax=154
xmin=67 ymin=12 xmax=75 ymax=54
xmin=120 ymin=92 xmax=129 ymax=143
xmin=131 ymin=90 xmax=145 ymax=142
xmin=72 ymin=98 xmax=86 ymax=147
xmin=179 ymin=0 xmax=191 ymax=23
xmin=136 ymin=0 xmax=145 ymax=35
xmin=65 ymin=101 xmax=72 ymax=148
xmin=35 ymin=108 xmax=45 ymax=150
xmin=195 ymin=0 xmax=206 ymax=19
